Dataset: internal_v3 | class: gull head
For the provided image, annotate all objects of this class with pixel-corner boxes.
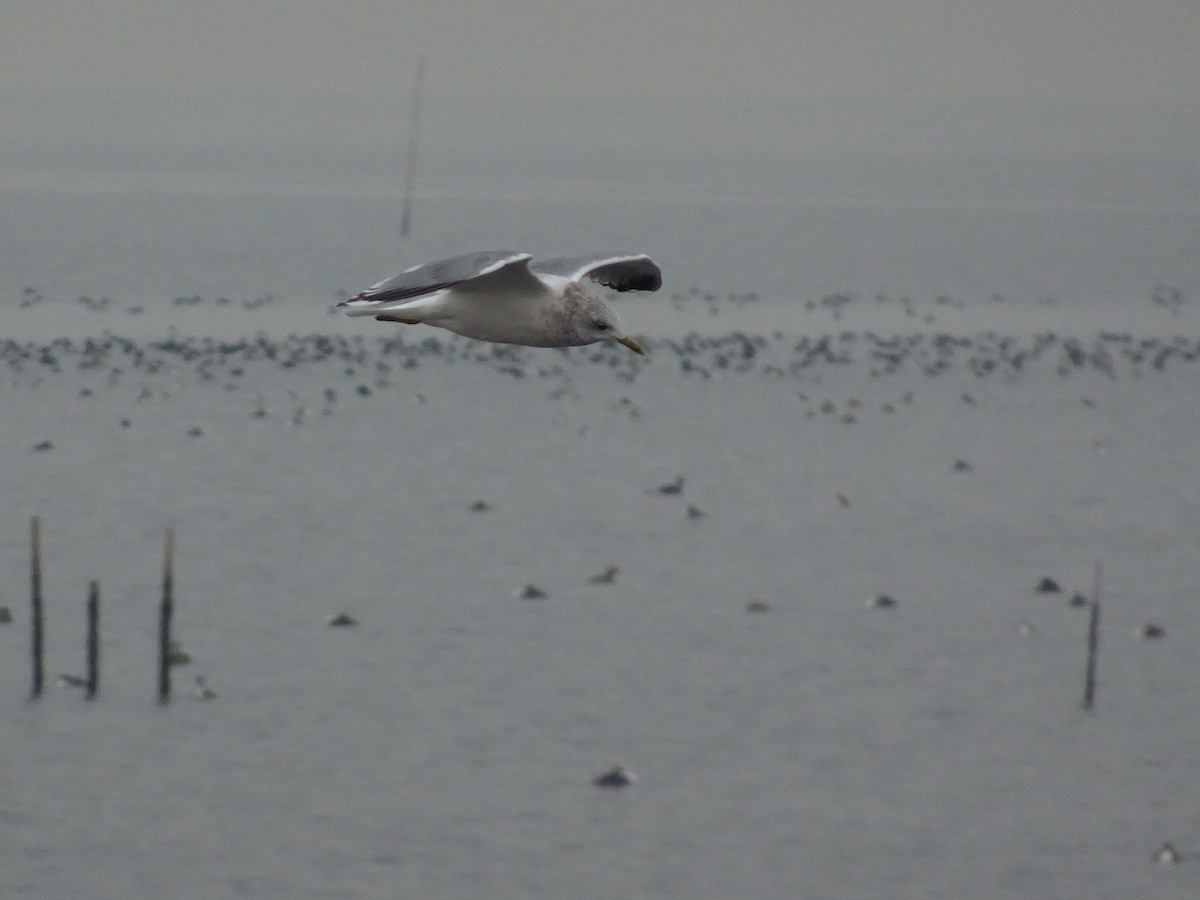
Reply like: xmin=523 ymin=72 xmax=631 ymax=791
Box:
xmin=567 ymin=287 xmax=646 ymax=355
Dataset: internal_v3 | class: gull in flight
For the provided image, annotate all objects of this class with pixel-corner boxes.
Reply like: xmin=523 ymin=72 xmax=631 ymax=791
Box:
xmin=338 ymin=250 xmax=661 ymax=353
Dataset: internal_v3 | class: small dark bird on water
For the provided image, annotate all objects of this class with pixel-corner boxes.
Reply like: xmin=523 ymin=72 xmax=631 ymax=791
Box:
xmin=326 ymin=612 xmax=359 ymax=628
xmin=588 ymin=566 xmax=620 ymax=585
xmin=656 ymin=476 xmax=685 ymax=496
xmin=593 ymin=765 xmax=637 ymax=788
xmin=167 ymin=640 xmax=192 ymax=666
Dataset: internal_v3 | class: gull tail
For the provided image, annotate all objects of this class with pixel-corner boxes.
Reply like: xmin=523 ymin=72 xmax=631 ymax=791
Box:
xmin=337 ymin=291 xmax=446 ymax=319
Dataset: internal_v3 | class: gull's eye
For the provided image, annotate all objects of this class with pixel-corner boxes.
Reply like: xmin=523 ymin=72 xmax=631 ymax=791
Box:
xmin=593 ymin=320 xmax=610 ymax=331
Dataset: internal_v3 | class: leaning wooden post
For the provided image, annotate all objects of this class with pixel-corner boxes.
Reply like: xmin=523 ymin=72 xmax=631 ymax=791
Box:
xmin=85 ymin=581 xmax=101 ymax=700
xmin=1082 ymin=563 xmax=1102 ymax=711
xmin=30 ymin=516 xmax=45 ymax=698
xmin=157 ymin=528 xmax=175 ymax=704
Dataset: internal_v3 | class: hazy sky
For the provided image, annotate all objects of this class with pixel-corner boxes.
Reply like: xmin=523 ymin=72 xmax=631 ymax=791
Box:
xmin=3 ymin=0 xmax=1199 ymax=104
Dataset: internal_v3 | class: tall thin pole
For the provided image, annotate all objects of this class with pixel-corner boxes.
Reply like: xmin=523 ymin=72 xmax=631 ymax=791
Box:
xmin=85 ymin=581 xmax=100 ymax=700
xmin=157 ymin=527 xmax=175 ymax=704
xmin=30 ymin=516 xmax=45 ymax=698
xmin=399 ymin=54 xmax=426 ymax=239
xmin=1082 ymin=563 xmax=1102 ymax=711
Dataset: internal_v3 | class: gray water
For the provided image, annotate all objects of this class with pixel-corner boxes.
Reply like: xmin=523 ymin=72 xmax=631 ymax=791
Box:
xmin=1 ymin=141 xmax=1199 ymax=899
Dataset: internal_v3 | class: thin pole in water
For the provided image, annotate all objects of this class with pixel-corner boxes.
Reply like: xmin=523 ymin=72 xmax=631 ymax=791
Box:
xmin=157 ymin=528 xmax=175 ymax=704
xmin=399 ymin=54 xmax=426 ymax=239
xmin=30 ymin=516 xmax=45 ymax=699
xmin=1082 ymin=563 xmax=1102 ymax=711
xmin=86 ymin=581 xmax=100 ymax=700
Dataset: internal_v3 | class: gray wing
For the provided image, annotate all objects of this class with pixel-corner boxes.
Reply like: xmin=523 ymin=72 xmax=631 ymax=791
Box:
xmin=344 ymin=250 xmax=535 ymax=305
xmin=532 ymin=253 xmax=662 ymax=293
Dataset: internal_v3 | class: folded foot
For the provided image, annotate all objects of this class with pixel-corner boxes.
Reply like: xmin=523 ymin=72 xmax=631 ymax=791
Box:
xmin=375 ymin=314 xmax=422 ymax=324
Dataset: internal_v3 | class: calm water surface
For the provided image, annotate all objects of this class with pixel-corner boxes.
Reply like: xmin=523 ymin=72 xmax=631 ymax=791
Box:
xmin=1 ymin=148 xmax=1198 ymax=898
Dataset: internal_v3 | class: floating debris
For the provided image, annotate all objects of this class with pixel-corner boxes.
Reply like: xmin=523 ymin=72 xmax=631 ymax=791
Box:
xmin=518 ymin=584 xmax=548 ymax=601
xmin=1154 ymin=842 xmax=1181 ymax=865
xmin=0 ymin=604 xmax=11 ymax=624
xmin=685 ymin=504 xmax=706 ymax=520
xmin=469 ymin=500 xmax=492 ymax=513
xmin=32 ymin=439 xmax=54 ymax=452
xmin=1035 ymin=577 xmax=1062 ymax=594
xmin=745 ymin=600 xmax=771 ymax=613
xmin=1138 ymin=623 xmax=1166 ymax=640
xmin=191 ymin=675 xmax=217 ymax=700
xmin=326 ymin=612 xmax=359 ymax=628
xmin=870 ymin=593 xmax=898 ymax=609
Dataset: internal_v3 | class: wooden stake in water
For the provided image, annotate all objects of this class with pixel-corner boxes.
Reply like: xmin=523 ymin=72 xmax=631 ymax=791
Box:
xmin=1082 ymin=563 xmax=1102 ymax=711
xmin=86 ymin=581 xmax=100 ymax=700
xmin=157 ymin=528 xmax=175 ymax=704
xmin=30 ymin=516 xmax=45 ymax=698
xmin=398 ymin=54 xmax=426 ymax=239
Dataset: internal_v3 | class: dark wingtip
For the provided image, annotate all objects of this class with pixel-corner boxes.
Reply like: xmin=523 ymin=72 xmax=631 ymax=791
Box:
xmin=604 ymin=272 xmax=663 ymax=293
